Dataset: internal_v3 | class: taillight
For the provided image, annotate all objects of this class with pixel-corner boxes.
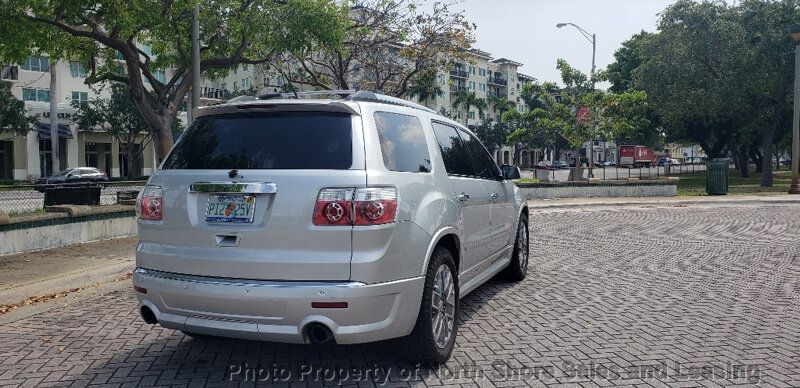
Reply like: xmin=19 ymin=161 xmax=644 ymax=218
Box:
xmin=313 ymin=187 xmax=398 ymax=226
xmin=313 ymin=188 xmax=353 ymax=225
xmin=354 ymin=187 xmax=397 ymax=225
xmin=137 ymin=185 xmax=163 ymax=221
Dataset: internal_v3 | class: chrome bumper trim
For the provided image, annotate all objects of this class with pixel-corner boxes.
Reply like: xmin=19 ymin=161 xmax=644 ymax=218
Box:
xmin=134 ymin=268 xmax=366 ymax=288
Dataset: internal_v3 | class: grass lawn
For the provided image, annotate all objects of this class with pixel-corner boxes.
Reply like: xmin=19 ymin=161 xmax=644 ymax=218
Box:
xmin=677 ymin=168 xmax=793 ymax=196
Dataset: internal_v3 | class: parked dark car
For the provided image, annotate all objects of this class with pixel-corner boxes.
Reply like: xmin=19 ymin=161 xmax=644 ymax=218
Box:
xmin=34 ymin=167 xmax=108 ymax=191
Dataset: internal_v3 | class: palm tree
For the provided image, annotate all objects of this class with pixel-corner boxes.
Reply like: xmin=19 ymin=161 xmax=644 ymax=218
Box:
xmin=451 ymin=91 xmax=487 ymax=127
xmin=406 ymin=69 xmax=443 ymax=108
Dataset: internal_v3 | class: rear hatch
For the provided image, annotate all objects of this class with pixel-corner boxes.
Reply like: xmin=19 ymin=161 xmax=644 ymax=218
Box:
xmin=137 ymin=107 xmax=364 ymax=281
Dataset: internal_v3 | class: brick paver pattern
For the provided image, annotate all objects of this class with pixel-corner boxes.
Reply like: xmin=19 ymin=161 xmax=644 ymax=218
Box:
xmin=1 ymin=204 xmax=799 ymax=387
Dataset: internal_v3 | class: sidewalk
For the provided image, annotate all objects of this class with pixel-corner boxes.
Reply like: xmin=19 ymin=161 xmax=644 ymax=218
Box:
xmin=0 ymin=236 xmax=135 ymax=308
xmin=527 ymin=194 xmax=800 ymax=209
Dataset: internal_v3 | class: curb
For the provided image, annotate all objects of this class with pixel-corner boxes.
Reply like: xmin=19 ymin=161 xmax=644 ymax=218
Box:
xmin=527 ymin=197 xmax=800 ymax=210
xmin=0 ymin=260 xmax=133 ymax=307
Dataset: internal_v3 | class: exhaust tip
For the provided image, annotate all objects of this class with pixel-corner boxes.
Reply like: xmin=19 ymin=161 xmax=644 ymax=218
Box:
xmin=140 ymin=306 xmax=158 ymax=324
xmin=305 ymin=322 xmax=334 ymax=344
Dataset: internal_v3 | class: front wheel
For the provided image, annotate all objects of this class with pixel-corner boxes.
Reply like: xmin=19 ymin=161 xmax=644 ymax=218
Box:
xmin=501 ymin=215 xmax=529 ymax=281
xmin=401 ymin=247 xmax=458 ymax=365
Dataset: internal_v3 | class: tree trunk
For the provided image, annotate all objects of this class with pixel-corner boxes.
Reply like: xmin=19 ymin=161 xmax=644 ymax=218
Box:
xmin=760 ymin=121 xmax=777 ymax=187
xmin=152 ymin=120 xmax=174 ymax=166
xmin=49 ymin=63 xmax=60 ymax=176
xmin=126 ymin=147 xmax=136 ymax=179
xmin=737 ymin=145 xmax=749 ymax=178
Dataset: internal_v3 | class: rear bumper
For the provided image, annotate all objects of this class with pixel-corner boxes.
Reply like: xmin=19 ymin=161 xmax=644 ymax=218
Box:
xmin=132 ymin=268 xmax=424 ymax=344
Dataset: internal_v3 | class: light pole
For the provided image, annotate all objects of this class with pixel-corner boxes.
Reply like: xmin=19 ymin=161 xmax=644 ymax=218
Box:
xmin=789 ymin=24 xmax=800 ymax=194
xmin=557 ymin=22 xmax=597 ymax=176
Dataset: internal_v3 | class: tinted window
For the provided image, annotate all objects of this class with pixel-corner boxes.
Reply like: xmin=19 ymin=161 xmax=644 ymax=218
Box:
xmin=458 ymin=129 xmax=501 ymax=180
xmin=374 ymin=112 xmax=431 ymax=173
xmin=431 ymin=122 xmax=474 ymax=176
xmin=163 ymin=112 xmax=352 ymax=169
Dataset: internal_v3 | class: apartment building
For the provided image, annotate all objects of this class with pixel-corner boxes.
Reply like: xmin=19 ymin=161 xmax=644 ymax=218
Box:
xmin=0 ymin=56 xmax=158 ymax=181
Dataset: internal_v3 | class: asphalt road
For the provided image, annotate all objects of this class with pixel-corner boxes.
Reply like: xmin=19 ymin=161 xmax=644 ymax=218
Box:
xmin=1 ymin=202 xmax=798 ymax=387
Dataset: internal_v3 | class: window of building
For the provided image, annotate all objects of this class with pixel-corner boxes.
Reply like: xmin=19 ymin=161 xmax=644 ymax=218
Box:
xmin=22 ymin=88 xmax=49 ymax=102
xmin=438 ymin=74 xmax=445 ymax=85
xmin=374 ymin=111 xmax=431 ymax=173
xmin=1 ymin=65 xmax=17 ymax=80
xmin=69 ymin=61 xmax=87 ymax=78
xmin=71 ymin=91 xmax=89 ymax=104
xmin=469 ymin=66 xmax=475 ymax=75
xmin=479 ymin=68 xmax=486 ymax=77
xmin=154 ymin=70 xmax=165 ymax=83
xmin=468 ymin=81 xmax=475 ymax=90
xmin=468 ymin=111 xmax=475 ymax=119
xmin=21 ymin=56 xmax=49 ymax=72
xmin=479 ymin=83 xmax=486 ymax=92
xmin=221 ymin=82 xmax=227 ymax=91
xmin=85 ymin=142 xmax=99 ymax=168
xmin=233 ymin=81 xmax=238 ymax=90
xmin=431 ymin=122 xmax=473 ymax=176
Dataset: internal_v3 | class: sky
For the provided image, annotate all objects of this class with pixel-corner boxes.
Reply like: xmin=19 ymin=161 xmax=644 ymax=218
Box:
xmin=447 ymin=0 xmax=678 ymax=87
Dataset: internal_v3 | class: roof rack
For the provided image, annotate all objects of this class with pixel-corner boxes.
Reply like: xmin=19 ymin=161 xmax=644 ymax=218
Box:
xmin=240 ymin=89 xmax=437 ymax=115
xmin=346 ymin=91 xmax=437 ymax=114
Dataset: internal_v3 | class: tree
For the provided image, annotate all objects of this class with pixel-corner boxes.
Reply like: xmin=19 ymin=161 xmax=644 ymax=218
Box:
xmin=633 ymin=0 xmax=748 ymax=160
xmin=603 ymin=31 xmax=654 ymax=94
xmin=0 ymin=81 xmax=38 ymax=135
xmin=275 ymin=0 xmax=474 ymax=96
xmin=473 ymin=117 xmax=507 ymax=154
xmin=451 ymin=91 xmax=486 ymax=127
xmin=0 ymin=0 xmax=347 ymax=161
xmin=406 ymin=69 xmax=442 ymax=108
xmin=72 ymin=84 xmax=181 ymax=179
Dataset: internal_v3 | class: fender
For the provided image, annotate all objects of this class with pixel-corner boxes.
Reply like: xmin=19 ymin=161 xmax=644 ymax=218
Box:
xmin=420 ymin=226 xmax=461 ymax=277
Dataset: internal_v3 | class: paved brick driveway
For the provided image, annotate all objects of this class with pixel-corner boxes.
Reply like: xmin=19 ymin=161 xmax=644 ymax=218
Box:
xmin=1 ymin=204 xmax=799 ymax=387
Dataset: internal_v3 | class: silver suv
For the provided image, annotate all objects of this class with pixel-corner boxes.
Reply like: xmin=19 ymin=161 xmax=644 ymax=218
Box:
xmin=133 ymin=91 xmax=529 ymax=364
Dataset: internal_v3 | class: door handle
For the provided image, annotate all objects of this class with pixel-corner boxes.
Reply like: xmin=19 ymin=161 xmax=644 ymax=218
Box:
xmin=457 ymin=193 xmax=470 ymax=202
xmin=490 ymin=192 xmax=499 ymax=200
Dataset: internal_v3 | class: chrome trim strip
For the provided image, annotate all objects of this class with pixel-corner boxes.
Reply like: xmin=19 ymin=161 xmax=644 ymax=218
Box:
xmin=189 ymin=182 xmax=277 ymax=194
xmin=134 ymin=268 xmax=366 ymax=288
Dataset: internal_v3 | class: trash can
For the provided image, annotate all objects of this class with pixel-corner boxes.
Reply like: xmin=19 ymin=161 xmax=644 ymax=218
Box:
xmin=44 ymin=185 xmax=102 ymax=206
xmin=706 ymin=158 xmax=729 ymax=195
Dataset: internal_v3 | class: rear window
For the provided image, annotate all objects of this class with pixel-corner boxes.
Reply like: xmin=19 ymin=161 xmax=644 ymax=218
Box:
xmin=163 ymin=112 xmax=353 ymax=170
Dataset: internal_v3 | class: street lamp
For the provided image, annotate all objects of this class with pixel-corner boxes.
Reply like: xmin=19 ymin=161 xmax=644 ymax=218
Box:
xmin=557 ymin=22 xmax=597 ymax=176
xmin=789 ymin=24 xmax=800 ymax=194
xmin=556 ymin=22 xmax=596 ymax=85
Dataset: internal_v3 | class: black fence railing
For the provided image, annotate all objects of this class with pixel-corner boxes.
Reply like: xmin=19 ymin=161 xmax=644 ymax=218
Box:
xmin=0 ymin=181 xmax=145 ymax=215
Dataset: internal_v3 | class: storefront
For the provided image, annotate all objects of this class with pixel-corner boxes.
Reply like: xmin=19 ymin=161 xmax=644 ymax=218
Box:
xmin=1 ymin=105 xmax=157 ymax=181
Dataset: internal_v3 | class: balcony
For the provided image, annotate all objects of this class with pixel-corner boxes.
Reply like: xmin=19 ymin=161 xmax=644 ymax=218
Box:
xmin=450 ymin=85 xmax=467 ymax=93
xmin=488 ymin=77 xmax=507 ymax=86
xmin=200 ymin=87 xmax=230 ymax=100
xmin=449 ymin=69 xmax=468 ymax=79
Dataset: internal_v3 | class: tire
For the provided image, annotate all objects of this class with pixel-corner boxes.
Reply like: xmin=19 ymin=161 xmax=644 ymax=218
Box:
xmin=401 ymin=247 xmax=459 ymax=365
xmin=501 ymin=214 xmax=529 ymax=281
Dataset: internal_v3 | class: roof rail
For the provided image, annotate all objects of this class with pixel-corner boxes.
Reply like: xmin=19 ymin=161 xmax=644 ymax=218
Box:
xmin=346 ymin=91 xmax=437 ymax=114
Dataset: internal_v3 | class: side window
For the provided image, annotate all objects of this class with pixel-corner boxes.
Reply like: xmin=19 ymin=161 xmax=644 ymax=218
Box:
xmin=431 ymin=122 xmax=474 ymax=176
xmin=374 ymin=111 xmax=431 ymax=173
xmin=458 ymin=129 xmax=501 ymax=180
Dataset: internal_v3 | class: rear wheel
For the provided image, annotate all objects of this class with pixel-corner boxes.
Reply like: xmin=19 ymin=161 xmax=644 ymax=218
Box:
xmin=402 ymin=247 xmax=458 ymax=365
xmin=501 ymin=215 xmax=529 ymax=281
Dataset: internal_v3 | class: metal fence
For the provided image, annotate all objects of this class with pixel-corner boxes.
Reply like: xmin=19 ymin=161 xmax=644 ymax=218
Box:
xmin=0 ymin=181 xmax=145 ymax=215
xmin=525 ymin=163 xmax=708 ymax=181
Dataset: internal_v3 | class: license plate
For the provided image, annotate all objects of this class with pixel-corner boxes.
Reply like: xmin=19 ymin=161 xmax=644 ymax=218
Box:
xmin=205 ymin=195 xmax=256 ymax=223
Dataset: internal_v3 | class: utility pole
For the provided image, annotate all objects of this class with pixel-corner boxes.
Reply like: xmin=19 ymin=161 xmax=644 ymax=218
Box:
xmin=190 ymin=4 xmax=201 ymax=125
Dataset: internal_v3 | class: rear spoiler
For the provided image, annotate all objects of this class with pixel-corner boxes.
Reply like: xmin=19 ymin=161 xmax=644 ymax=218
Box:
xmin=194 ymin=100 xmax=361 ymax=118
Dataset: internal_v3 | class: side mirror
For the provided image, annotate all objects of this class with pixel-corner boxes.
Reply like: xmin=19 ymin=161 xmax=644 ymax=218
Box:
xmin=500 ymin=164 xmax=521 ymax=180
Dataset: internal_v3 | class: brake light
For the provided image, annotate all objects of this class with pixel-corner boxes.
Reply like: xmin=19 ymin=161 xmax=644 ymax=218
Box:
xmin=354 ymin=187 xmax=397 ymax=225
xmin=137 ymin=185 xmax=163 ymax=221
xmin=313 ymin=188 xmax=353 ymax=225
